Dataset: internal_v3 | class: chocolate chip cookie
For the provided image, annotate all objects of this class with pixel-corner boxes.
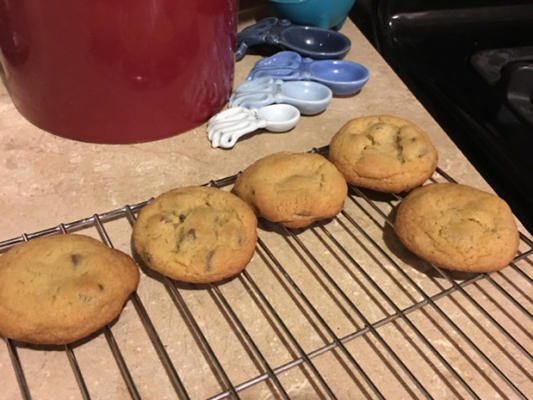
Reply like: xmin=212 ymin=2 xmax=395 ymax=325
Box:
xmin=394 ymin=183 xmax=519 ymax=272
xmin=0 ymin=234 xmax=140 ymax=345
xmin=132 ymin=186 xmax=257 ymax=283
xmin=233 ymin=152 xmax=348 ymax=228
xmin=329 ymin=115 xmax=438 ymax=192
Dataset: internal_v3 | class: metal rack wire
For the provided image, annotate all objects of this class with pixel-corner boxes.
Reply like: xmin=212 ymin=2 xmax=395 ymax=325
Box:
xmin=1 ymin=146 xmax=532 ymax=400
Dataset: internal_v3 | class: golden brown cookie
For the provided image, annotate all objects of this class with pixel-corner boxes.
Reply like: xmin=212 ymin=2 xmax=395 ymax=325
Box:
xmin=394 ymin=183 xmax=519 ymax=272
xmin=0 ymin=234 xmax=139 ymax=345
xmin=329 ymin=115 xmax=438 ymax=192
xmin=133 ymin=186 xmax=257 ymax=283
xmin=233 ymin=152 xmax=347 ymax=228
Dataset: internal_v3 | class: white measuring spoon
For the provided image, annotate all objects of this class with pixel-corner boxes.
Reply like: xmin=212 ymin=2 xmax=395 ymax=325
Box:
xmin=207 ymin=104 xmax=300 ymax=149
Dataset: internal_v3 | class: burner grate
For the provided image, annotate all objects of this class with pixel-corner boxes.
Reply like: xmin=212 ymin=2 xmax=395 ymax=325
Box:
xmin=1 ymin=147 xmax=531 ymax=400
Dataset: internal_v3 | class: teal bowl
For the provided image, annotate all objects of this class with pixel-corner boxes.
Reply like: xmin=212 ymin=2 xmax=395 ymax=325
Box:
xmin=268 ymin=0 xmax=355 ymax=30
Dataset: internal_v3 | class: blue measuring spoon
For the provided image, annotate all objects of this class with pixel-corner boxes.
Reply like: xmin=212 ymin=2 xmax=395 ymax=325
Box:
xmin=247 ymin=51 xmax=369 ymax=96
xmin=236 ymin=17 xmax=351 ymax=61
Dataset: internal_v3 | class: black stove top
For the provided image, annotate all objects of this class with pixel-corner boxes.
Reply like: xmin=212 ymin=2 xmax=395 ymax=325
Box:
xmin=351 ymin=0 xmax=533 ymax=233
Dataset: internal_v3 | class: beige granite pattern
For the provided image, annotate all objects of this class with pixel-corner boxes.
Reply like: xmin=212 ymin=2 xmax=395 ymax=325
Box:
xmin=0 ymin=14 xmax=492 ymax=241
xmin=0 ymin=9 xmax=531 ymax=400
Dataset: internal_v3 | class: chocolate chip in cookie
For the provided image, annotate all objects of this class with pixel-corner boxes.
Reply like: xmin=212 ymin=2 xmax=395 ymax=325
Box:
xmin=133 ymin=186 xmax=257 ymax=283
xmin=0 ymin=234 xmax=139 ymax=345
xmin=329 ymin=115 xmax=438 ymax=193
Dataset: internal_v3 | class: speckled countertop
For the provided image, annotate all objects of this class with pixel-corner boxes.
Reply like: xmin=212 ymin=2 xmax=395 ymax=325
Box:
xmin=0 ymin=14 xmax=492 ymax=241
xmin=0 ymin=9 xmax=531 ymax=400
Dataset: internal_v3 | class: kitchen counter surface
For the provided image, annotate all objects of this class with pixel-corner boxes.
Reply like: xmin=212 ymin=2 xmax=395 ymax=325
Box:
xmin=0 ymin=16 xmax=494 ymax=241
xmin=1 ymin=10 xmax=531 ymax=400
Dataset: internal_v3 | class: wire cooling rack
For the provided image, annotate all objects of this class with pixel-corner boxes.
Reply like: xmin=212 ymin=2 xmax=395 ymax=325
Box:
xmin=1 ymin=147 xmax=532 ymax=400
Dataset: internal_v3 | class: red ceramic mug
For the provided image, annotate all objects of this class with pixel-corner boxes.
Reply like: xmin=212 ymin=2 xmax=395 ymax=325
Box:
xmin=0 ymin=0 xmax=237 ymax=143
